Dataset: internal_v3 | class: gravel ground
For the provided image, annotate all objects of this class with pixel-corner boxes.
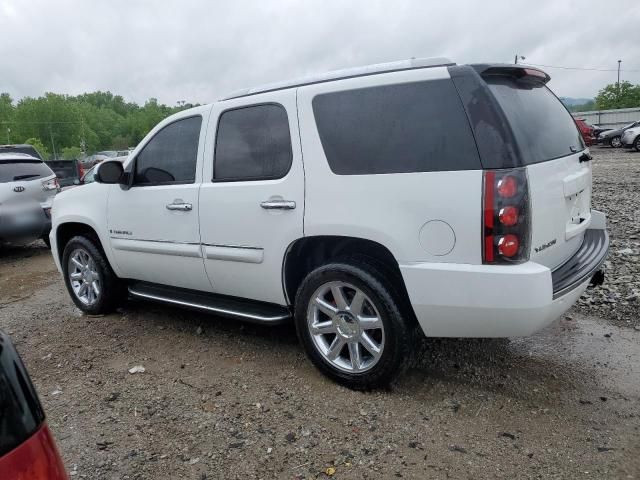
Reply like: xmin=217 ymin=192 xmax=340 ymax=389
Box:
xmin=575 ymin=147 xmax=640 ymax=329
xmin=0 ymin=147 xmax=639 ymax=479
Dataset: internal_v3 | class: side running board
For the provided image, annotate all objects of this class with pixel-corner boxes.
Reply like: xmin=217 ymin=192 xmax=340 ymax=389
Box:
xmin=128 ymin=282 xmax=291 ymax=325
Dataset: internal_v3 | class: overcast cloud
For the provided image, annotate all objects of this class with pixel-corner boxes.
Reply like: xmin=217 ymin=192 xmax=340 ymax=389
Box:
xmin=1 ymin=0 xmax=639 ymax=105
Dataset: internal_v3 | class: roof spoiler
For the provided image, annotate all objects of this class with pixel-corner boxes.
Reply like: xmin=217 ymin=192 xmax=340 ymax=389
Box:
xmin=471 ymin=64 xmax=551 ymax=84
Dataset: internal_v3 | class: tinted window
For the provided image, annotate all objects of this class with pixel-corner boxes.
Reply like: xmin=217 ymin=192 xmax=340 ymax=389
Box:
xmin=134 ymin=116 xmax=202 ymax=185
xmin=0 ymin=161 xmax=54 ymax=183
xmin=487 ymin=77 xmax=584 ymax=164
xmin=214 ymin=104 xmax=292 ymax=181
xmin=312 ymin=79 xmax=481 ymax=175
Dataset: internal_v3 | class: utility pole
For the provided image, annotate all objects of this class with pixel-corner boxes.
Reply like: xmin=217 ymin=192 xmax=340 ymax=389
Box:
xmin=6 ymin=127 xmax=9 ymax=143
xmin=48 ymin=124 xmax=57 ymax=160
xmin=617 ymin=60 xmax=622 ymax=98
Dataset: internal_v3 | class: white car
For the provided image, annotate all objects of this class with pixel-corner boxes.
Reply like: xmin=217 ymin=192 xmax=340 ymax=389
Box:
xmin=621 ymin=126 xmax=640 ymax=151
xmin=0 ymin=153 xmax=58 ymax=247
xmin=50 ymin=58 xmax=609 ymax=389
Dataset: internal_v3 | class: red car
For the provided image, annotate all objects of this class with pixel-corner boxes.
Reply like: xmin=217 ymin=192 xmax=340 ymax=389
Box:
xmin=575 ymin=118 xmax=596 ymax=146
xmin=0 ymin=330 xmax=68 ymax=479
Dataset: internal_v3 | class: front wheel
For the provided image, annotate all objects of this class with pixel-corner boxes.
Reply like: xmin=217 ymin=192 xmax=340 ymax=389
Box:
xmin=294 ymin=260 xmax=414 ymax=390
xmin=610 ymin=136 xmax=622 ymax=148
xmin=62 ymin=235 xmax=126 ymax=314
xmin=634 ymin=136 xmax=640 ymax=152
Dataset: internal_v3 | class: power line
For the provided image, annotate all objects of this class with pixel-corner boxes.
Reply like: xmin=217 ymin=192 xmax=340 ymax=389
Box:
xmin=524 ymin=62 xmax=640 ymax=73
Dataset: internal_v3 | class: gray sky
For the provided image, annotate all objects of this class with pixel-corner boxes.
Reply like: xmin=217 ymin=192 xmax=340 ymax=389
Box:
xmin=1 ymin=0 xmax=639 ymax=105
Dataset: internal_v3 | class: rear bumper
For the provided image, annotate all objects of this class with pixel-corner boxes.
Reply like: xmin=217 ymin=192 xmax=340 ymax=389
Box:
xmin=0 ymin=209 xmax=51 ymax=243
xmin=400 ymin=219 xmax=608 ymax=338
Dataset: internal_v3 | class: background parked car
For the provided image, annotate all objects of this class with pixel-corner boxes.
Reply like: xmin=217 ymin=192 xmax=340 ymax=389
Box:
xmin=574 ymin=118 xmax=595 ymax=146
xmin=0 ymin=144 xmax=44 ymax=160
xmin=597 ymin=120 xmax=640 ymax=147
xmin=592 ymin=124 xmax=612 ymax=138
xmin=0 ymin=330 xmax=68 ymax=479
xmin=621 ymin=126 xmax=640 ymax=151
xmin=45 ymin=159 xmax=85 ymax=188
xmin=0 ymin=153 xmax=58 ymax=247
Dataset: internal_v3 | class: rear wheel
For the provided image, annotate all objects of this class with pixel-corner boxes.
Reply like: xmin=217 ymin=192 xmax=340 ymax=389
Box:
xmin=610 ymin=136 xmax=622 ymax=148
xmin=634 ymin=136 xmax=640 ymax=152
xmin=62 ymin=235 xmax=126 ymax=314
xmin=294 ymin=260 xmax=414 ymax=390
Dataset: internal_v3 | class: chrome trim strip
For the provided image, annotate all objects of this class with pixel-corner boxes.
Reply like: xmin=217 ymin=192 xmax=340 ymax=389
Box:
xmin=128 ymin=288 xmax=290 ymax=322
xmin=203 ymin=245 xmax=264 ymax=263
xmin=111 ymin=238 xmax=202 ymax=258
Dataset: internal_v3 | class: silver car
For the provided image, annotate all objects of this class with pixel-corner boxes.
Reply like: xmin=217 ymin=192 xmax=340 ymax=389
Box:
xmin=0 ymin=153 xmax=59 ymax=247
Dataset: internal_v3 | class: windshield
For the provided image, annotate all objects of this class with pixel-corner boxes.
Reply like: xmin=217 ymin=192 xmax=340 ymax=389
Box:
xmin=0 ymin=160 xmax=54 ymax=183
xmin=486 ymin=77 xmax=584 ymax=165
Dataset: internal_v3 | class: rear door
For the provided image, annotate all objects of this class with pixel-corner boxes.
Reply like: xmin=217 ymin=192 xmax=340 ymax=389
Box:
xmin=483 ymin=73 xmax=591 ymax=269
xmin=198 ymin=90 xmax=304 ymax=305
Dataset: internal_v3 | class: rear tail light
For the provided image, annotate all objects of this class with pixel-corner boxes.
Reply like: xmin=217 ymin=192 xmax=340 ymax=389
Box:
xmin=482 ymin=168 xmax=530 ymax=264
xmin=42 ymin=178 xmax=59 ymax=192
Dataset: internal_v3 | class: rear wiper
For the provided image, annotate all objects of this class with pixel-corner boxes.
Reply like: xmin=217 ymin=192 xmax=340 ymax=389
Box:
xmin=579 ymin=152 xmax=592 ymax=163
xmin=12 ymin=174 xmax=39 ymax=180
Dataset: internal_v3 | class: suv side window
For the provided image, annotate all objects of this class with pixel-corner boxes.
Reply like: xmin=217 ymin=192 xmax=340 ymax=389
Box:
xmin=214 ymin=104 xmax=292 ymax=181
xmin=312 ymin=79 xmax=481 ymax=174
xmin=133 ymin=116 xmax=202 ymax=185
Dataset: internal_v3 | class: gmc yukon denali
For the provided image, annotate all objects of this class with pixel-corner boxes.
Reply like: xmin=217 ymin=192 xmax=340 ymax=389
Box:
xmin=50 ymin=58 xmax=609 ymax=389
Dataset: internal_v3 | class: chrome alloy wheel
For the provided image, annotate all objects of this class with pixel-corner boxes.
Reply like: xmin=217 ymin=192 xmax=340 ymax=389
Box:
xmin=307 ymin=281 xmax=385 ymax=373
xmin=68 ymin=248 xmax=101 ymax=305
xmin=611 ymin=136 xmax=622 ymax=148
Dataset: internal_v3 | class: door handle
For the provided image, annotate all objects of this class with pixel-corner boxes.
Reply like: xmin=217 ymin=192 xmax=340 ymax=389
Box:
xmin=166 ymin=202 xmax=193 ymax=211
xmin=260 ymin=199 xmax=296 ymax=210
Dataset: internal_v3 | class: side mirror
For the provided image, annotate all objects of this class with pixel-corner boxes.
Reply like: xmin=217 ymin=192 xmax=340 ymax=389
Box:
xmin=94 ymin=160 xmax=124 ymax=184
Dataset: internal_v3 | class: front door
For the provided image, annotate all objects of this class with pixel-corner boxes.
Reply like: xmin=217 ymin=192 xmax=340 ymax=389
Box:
xmin=107 ymin=112 xmax=212 ymax=292
xmin=198 ymin=91 xmax=304 ymax=305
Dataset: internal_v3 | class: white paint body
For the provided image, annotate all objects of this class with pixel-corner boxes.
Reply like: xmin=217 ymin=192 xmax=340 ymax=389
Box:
xmin=50 ymin=63 xmax=606 ymax=338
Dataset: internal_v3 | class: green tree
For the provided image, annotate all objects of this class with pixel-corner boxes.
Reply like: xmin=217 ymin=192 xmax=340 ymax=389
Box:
xmin=595 ymin=81 xmax=640 ymax=110
xmin=61 ymin=146 xmax=82 ymax=159
xmin=23 ymin=137 xmax=50 ymax=159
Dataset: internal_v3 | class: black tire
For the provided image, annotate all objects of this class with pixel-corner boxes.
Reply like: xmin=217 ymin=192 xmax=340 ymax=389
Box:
xmin=62 ymin=235 xmax=126 ymax=314
xmin=609 ymin=136 xmax=622 ymax=148
xmin=634 ymin=136 xmax=640 ymax=152
xmin=294 ymin=259 xmax=415 ymax=390
xmin=41 ymin=235 xmax=51 ymax=249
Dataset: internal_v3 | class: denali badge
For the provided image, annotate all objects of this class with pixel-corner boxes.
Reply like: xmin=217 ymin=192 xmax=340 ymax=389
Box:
xmin=534 ymin=239 xmax=556 ymax=253
xmin=13 ymin=186 xmax=25 ymax=192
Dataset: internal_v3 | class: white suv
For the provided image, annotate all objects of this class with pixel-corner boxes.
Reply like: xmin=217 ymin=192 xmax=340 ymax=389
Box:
xmin=50 ymin=58 xmax=609 ymax=389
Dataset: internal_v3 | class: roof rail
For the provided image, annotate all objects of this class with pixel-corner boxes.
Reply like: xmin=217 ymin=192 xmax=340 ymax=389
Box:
xmin=221 ymin=57 xmax=455 ymax=100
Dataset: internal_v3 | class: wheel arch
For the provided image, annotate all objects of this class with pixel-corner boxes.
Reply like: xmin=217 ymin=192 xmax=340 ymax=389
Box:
xmin=54 ymin=221 xmax=119 ymax=275
xmin=282 ymin=235 xmax=413 ymax=311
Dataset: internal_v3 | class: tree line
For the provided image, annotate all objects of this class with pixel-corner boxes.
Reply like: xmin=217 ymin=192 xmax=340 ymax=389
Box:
xmin=568 ymin=80 xmax=640 ymax=113
xmin=0 ymin=91 xmax=196 ymax=160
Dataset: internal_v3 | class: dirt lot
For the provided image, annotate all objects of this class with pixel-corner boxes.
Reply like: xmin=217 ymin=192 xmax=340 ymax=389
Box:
xmin=1 ymin=147 xmax=639 ymax=479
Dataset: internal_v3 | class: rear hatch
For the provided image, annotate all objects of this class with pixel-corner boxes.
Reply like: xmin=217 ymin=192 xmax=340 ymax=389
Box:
xmin=0 ymin=159 xmax=57 ymax=206
xmin=450 ymin=65 xmax=591 ymax=269
xmin=485 ymin=73 xmax=591 ymax=269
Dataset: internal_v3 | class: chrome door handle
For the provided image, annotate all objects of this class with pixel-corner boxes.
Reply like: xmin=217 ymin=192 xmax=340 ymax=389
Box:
xmin=166 ymin=202 xmax=193 ymax=211
xmin=260 ymin=200 xmax=296 ymax=210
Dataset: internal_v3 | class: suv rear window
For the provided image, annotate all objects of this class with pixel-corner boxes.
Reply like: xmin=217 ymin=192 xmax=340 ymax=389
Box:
xmin=486 ymin=77 xmax=584 ymax=165
xmin=0 ymin=160 xmax=54 ymax=183
xmin=312 ymin=79 xmax=481 ymax=175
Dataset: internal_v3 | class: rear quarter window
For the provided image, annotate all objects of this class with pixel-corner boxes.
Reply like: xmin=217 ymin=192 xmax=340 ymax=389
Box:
xmin=312 ymin=79 xmax=481 ymax=175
